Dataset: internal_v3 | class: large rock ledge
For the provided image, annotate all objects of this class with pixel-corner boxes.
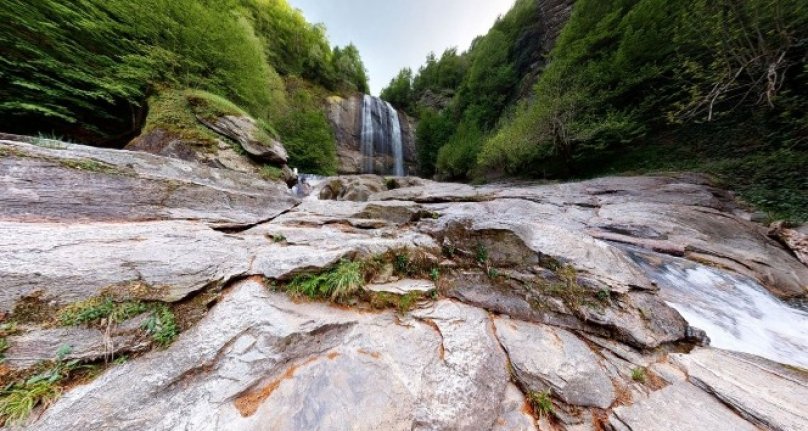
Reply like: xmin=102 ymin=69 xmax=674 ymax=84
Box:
xmin=0 ymin=138 xmax=806 ymax=430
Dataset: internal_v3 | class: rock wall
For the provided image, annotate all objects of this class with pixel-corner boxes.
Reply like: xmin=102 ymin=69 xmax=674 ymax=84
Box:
xmin=326 ymin=95 xmax=416 ymax=175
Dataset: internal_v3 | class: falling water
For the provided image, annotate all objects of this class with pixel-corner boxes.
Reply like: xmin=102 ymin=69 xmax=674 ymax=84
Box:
xmin=360 ymin=94 xmax=375 ymax=174
xmin=359 ymin=95 xmax=405 ymax=176
xmin=626 ymin=248 xmax=808 ymax=368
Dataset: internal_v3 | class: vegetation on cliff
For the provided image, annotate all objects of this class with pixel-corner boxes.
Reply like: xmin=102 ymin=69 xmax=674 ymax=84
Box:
xmin=0 ymin=0 xmax=367 ymax=174
xmin=384 ymin=0 xmax=807 ymax=221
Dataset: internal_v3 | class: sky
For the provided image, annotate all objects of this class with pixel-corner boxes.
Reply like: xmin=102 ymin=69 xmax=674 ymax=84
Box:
xmin=287 ymin=0 xmax=516 ymax=95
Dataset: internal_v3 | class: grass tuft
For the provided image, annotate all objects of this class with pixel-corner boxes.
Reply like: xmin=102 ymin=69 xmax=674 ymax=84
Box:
xmin=529 ymin=390 xmax=554 ymax=418
xmin=287 ymin=260 xmax=365 ymax=302
xmin=631 ymin=367 xmax=646 ymax=383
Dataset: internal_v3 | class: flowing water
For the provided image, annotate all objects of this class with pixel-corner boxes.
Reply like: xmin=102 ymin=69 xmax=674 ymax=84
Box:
xmin=627 ymin=248 xmax=808 ymax=368
xmin=359 ymin=95 xmax=405 ymax=176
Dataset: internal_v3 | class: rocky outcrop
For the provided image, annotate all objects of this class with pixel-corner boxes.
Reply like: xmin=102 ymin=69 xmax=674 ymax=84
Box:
xmin=1 ymin=140 xmax=806 ymax=430
xmin=326 ymin=95 xmax=416 ymax=175
xmin=126 ymin=115 xmax=296 ymax=186
xmin=196 ymin=115 xmax=288 ymax=165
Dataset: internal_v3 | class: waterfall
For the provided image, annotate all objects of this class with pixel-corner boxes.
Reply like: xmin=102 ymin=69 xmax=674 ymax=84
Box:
xmin=359 ymin=95 xmax=405 ymax=176
xmin=360 ymin=94 xmax=374 ymax=174
xmin=386 ymin=101 xmax=405 ymax=176
xmin=626 ymin=247 xmax=808 ymax=368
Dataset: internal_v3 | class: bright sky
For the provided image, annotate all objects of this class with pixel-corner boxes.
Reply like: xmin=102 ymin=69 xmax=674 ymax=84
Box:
xmin=287 ymin=0 xmax=516 ymax=95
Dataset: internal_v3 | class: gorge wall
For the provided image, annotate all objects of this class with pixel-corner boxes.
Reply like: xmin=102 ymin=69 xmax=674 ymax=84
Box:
xmin=327 ymin=94 xmax=416 ymax=176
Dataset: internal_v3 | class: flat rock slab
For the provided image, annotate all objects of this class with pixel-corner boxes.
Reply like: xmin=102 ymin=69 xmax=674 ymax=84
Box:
xmin=493 ymin=317 xmax=615 ymax=409
xmin=0 ymin=220 xmax=437 ymax=311
xmin=673 ymin=348 xmax=808 ymax=431
xmin=5 ymin=319 xmax=150 ymax=368
xmin=0 ymin=140 xmax=297 ymax=225
xmin=27 ymin=281 xmax=512 ymax=431
xmin=608 ymin=382 xmax=758 ymax=431
xmin=366 ymin=279 xmax=435 ymax=295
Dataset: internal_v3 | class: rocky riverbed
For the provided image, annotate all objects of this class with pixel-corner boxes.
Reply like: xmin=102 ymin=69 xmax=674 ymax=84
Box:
xmin=0 ymin=138 xmax=806 ymax=430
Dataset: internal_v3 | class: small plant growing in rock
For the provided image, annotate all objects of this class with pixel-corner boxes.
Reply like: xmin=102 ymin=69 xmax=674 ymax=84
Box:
xmin=288 ymin=259 xmax=365 ymax=303
xmin=442 ymin=244 xmax=456 ymax=258
xmin=384 ymin=177 xmax=399 ymax=190
xmin=475 ymin=243 xmax=489 ymax=264
xmin=260 ymin=165 xmax=283 ymax=181
xmin=0 ymin=345 xmax=89 ymax=425
xmin=429 ymin=267 xmax=440 ymax=282
xmin=141 ymin=304 xmax=180 ymax=347
xmin=269 ymin=233 xmax=287 ymax=243
xmin=487 ymin=268 xmax=500 ymax=279
xmin=631 ymin=367 xmax=646 ymax=383
xmin=529 ymin=390 xmax=554 ymax=418
xmin=597 ymin=289 xmax=610 ymax=301
xmin=58 ymin=298 xmax=149 ymax=326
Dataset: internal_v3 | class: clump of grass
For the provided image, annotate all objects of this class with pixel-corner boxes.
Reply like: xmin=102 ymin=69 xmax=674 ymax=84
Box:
xmin=0 ymin=323 xmax=18 ymax=362
xmin=58 ymin=298 xmax=149 ymax=326
xmin=260 ymin=165 xmax=284 ymax=181
xmin=141 ymin=304 xmax=179 ymax=347
xmin=268 ymin=233 xmax=287 ymax=243
xmin=369 ymin=291 xmax=427 ymax=314
xmin=475 ymin=243 xmax=489 ymax=264
xmin=0 ymin=346 xmax=86 ymax=425
xmin=529 ymin=390 xmax=554 ymax=418
xmin=429 ymin=268 xmax=441 ymax=282
xmin=58 ymin=158 xmax=118 ymax=174
xmin=631 ymin=367 xmax=646 ymax=383
xmin=288 ymin=260 xmax=365 ymax=302
xmin=59 ymin=298 xmax=179 ymax=347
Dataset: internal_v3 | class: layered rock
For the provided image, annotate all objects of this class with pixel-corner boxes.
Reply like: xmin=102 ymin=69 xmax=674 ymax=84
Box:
xmin=0 ymin=140 xmax=806 ymax=430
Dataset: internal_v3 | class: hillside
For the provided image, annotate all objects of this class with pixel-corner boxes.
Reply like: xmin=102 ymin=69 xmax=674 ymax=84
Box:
xmin=0 ymin=0 xmax=369 ymax=174
xmin=383 ymin=0 xmax=808 ymax=222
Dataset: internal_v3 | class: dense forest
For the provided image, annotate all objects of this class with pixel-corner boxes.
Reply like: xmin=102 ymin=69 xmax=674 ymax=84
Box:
xmin=0 ymin=0 xmax=369 ymax=174
xmin=383 ymin=0 xmax=807 ymax=222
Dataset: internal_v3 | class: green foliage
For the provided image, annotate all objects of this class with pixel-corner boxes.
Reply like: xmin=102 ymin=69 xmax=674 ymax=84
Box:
xmin=416 ymin=109 xmax=456 ymax=177
xmin=529 ymin=390 xmax=554 ymax=417
xmin=0 ymin=0 xmax=287 ymax=143
xmin=141 ymin=304 xmax=179 ymax=347
xmin=0 ymin=380 xmax=60 ymax=425
xmin=0 ymin=346 xmax=88 ymax=425
xmin=475 ymin=243 xmax=489 ymax=265
xmin=276 ymin=80 xmax=338 ymax=175
xmin=381 ymin=68 xmax=415 ymax=114
xmin=632 ymin=367 xmax=647 ymax=383
xmin=58 ymin=298 xmax=149 ymax=327
xmin=0 ymin=0 xmax=363 ymax=176
xmin=58 ymin=297 xmax=179 ymax=347
xmin=260 ymin=165 xmax=284 ymax=182
xmin=287 ymin=260 xmax=365 ymax=302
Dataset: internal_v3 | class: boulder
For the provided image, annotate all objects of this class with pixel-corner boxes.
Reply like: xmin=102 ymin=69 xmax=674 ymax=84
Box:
xmin=197 ymin=115 xmax=288 ymax=165
xmin=493 ymin=317 xmax=615 ymax=409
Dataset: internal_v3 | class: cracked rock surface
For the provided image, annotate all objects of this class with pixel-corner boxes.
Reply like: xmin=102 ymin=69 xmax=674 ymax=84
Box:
xmin=1 ymin=139 xmax=806 ymax=430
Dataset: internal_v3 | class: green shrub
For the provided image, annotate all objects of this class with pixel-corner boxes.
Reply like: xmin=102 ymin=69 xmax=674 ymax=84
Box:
xmin=287 ymin=260 xmax=364 ymax=302
xmin=277 ymin=80 xmax=337 ymax=175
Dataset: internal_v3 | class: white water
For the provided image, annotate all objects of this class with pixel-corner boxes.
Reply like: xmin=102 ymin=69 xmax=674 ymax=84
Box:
xmin=291 ymin=173 xmax=326 ymax=200
xmin=359 ymin=95 xmax=405 ymax=176
xmin=360 ymin=94 xmax=375 ymax=174
xmin=629 ymin=249 xmax=808 ymax=368
xmin=386 ymin=101 xmax=405 ymax=177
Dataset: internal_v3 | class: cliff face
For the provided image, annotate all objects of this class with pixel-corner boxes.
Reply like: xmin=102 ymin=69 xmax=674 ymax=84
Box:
xmin=327 ymin=94 xmax=416 ymax=175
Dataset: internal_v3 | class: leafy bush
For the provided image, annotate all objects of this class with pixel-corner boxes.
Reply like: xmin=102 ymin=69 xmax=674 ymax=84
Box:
xmin=277 ymin=79 xmax=338 ymax=175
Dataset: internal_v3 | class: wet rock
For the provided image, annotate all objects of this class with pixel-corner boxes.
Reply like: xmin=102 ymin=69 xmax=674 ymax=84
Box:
xmin=770 ymin=222 xmax=808 ymax=266
xmin=318 ymin=175 xmax=389 ymax=202
xmin=493 ymin=317 xmax=615 ymax=409
xmin=608 ymin=382 xmax=757 ymax=431
xmin=371 ymin=180 xmax=491 ymax=203
xmin=673 ymin=348 xmax=808 ymax=431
